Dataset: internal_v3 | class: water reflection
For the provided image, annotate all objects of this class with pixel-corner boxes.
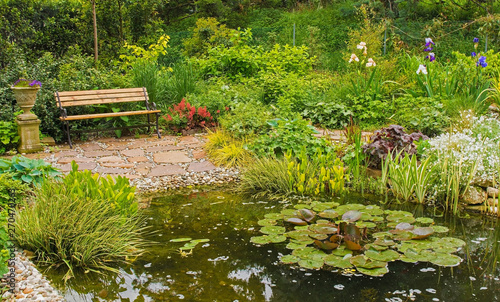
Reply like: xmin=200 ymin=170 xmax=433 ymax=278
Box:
xmin=43 ymin=188 xmax=500 ymax=301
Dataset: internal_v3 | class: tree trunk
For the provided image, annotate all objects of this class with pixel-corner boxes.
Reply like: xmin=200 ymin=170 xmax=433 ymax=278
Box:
xmin=92 ymin=0 xmax=98 ymax=62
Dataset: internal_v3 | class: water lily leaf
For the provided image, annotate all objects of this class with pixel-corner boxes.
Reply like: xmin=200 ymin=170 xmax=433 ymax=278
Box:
xmin=265 ymin=213 xmax=283 ymax=220
xmin=360 ymin=213 xmax=373 ymax=221
xmin=292 ymin=247 xmax=327 ymax=261
xmin=373 ymin=232 xmax=393 ymax=238
xmin=281 ymin=209 xmax=297 ymax=216
xmin=342 ymin=210 xmax=362 ymax=222
xmin=434 ymin=247 xmax=458 ymax=254
xmin=280 ymin=255 xmax=301 ymax=264
xmin=179 ymin=246 xmax=195 ymax=251
xmin=345 ymin=240 xmax=362 ymax=251
xmin=310 ymin=233 xmax=328 ymax=240
xmin=365 ymin=205 xmax=384 ymax=216
xmin=309 ymin=224 xmax=337 ymax=234
xmin=356 ymin=221 xmax=377 ymax=228
xmin=314 ymin=240 xmax=339 ymax=250
xmin=405 ymin=248 xmax=436 ymax=262
xmin=431 ymin=226 xmax=449 ymax=233
xmin=294 ymin=225 xmax=309 ymax=230
xmin=298 ymin=259 xmax=323 ymax=270
xmin=258 ymin=219 xmax=277 ymax=226
xmin=392 ymin=231 xmax=414 ymax=241
xmin=268 ymin=234 xmax=287 ymax=243
xmin=298 ymin=209 xmax=316 ymax=222
xmin=350 ymin=255 xmax=387 ymax=269
xmin=182 ymin=242 xmax=198 ymax=249
xmin=372 ymin=216 xmax=384 ymax=222
xmin=294 ymin=204 xmax=310 ymax=209
xmin=411 ymin=227 xmax=434 ymax=240
xmin=440 ymin=237 xmax=466 ymax=248
xmin=324 ymin=254 xmax=353 ymax=269
xmin=170 ymin=238 xmax=192 ymax=242
xmin=373 ymin=238 xmax=395 ymax=246
xmin=395 ymin=222 xmax=414 ymax=231
xmin=365 ymin=249 xmax=400 ymax=262
xmin=190 ymin=239 xmax=210 ymax=243
xmin=315 ymin=219 xmax=331 ymax=224
xmin=250 ymin=236 xmax=271 ymax=245
xmin=318 ymin=209 xmax=339 ymax=219
xmin=261 ymin=226 xmax=286 ymax=235
xmin=330 ymin=235 xmax=342 ymax=243
xmin=286 ymin=241 xmax=308 ymax=250
xmin=364 ymin=244 xmax=388 ymax=251
xmin=430 ymin=254 xmax=462 ymax=267
xmin=331 ymin=246 xmax=351 ymax=257
xmin=416 ymin=217 xmax=434 ymax=224
xmin=357 ymin=266 xmax=389 ymax=277
xmin=285 ymin=217 xmax=308 ymax=226
xmin=387 ymin=215 xmax=416 ymax=224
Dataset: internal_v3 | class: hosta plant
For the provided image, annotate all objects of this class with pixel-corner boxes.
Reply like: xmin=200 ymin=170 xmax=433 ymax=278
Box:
xmin=251 ymin=201 xmax=464 ymax=277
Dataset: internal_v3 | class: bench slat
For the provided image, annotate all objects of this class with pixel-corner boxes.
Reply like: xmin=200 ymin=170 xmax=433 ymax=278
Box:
xmin=61 ymin=97 xmax=149 ymax=107
xmin=58 ymin=92 xmax=146 ymax=102
xmin=60 ymin=110 xmax=161 ymax=121
xmin=55 ymin=88 xmax=145 ymax=97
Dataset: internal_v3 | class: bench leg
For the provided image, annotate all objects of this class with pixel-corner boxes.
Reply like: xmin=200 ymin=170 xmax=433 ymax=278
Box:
xmin=147 ymin=114 xmax=151 ymax=133
xmin=64 ymin=121 xmax=73 ymax=148
xmin=156 ymin=113 xmax=161 ymax=139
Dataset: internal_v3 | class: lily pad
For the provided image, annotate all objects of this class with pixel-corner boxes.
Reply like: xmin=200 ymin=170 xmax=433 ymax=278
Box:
xmin=298 ymin=209 xmax=316 ymax=222
xmin=265 ymin=213 xmax=283 ymax=220
xmin=294 ymin=204 xmax=310 ymax=209
xmin=281 ymin=209 xmax=297 ymax=216
xmin=416 ymin=217 xmax=434 ymax=224
xmin=331 ymin=247 xmax=352 ymax=257
xmin=268 ymin=234 xmax=287 ymax=243
xmin=314 ymin=240 xmax=339 ymax=250
xmin=364 ymin=244 xmax=388 ymax=251
xmin=350 ymin=255 xmax=387 ymax=269
xmin=357 ymin=266 xmax=389 ymax=277
xmin=310 ymin=233 xmax=329 ymax=240
xmin=292 ymin=247 xmax=327 ymax=261
xmin=440 ymin=237 xmax=466 ymax=248
xmin=286 ymin=241 xmax=308 ymax=250
xmin=285 ymin=217 xmax=307 ymax=226
xmin=395 ymin=222 xmax=414 ymax=231
xmin=356 ymin=221 xmax=377 ymax=228
xmin=431 ymin=226 xmax=449 ymax=233
xmin=372 ymin=232 xmax=393 ymax=238
xmin=258 ymin=219 xmax=277 ymax=226
xmin=387 ymin=215 xmax=416 ymax=224
xmin=298 ymin=259 xmax=324 ymax=270
xmin=430 ymin=254 xmax=462 ymax=267
xmin=309 ymin=224 xmax=338 ymax=234
xmin=365 ymin=249 xmax=400 ymax=262
xmin=411 ymin=227 xmax=434 ymax=240
xmin=342 ymin=210 xmax=362 ymax=222
xmin=170 ymin=238 xmax=192 ymax=242
xmin=250 ymin=236 xmax=271 ymax=245
xmin=190 ymin=239 xmax=210 ymax=243
xmin=280 ymin=255 xmax=301 ymax=264
xmin=324 ymin=254 xmax=353 ymax=269
xmin=373 ymin=238 xmax=395 ymax=247
xmin=318 ymin=209 xmax=339 ymax=219
xmin=260 ymin=226 xmax=286 ymax=235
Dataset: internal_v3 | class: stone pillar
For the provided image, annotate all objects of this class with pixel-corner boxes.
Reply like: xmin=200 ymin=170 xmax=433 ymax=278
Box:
xmin=17 ymin=115 xmax=42 ymax=154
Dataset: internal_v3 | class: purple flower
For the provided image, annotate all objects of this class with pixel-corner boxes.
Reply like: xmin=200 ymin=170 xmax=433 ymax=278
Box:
xmin=471 ymin=52 xmax=477 ymax=57
xmin=425 ymin=52 xmax=436 ymax=62
xmin=473 ymin=37 xmax=479 ymax=43
xmin=29 ymin=80 xmax=42 ymax=87
xmin=425 ymin=38 xmax=435 ymax=47
xmin=12 ymin=79 xmax=42 ymax=88
xmin=424 ymin=47 xmax=433 ymax=52
xmin=476 ymin=56 xmax=487 ymax=68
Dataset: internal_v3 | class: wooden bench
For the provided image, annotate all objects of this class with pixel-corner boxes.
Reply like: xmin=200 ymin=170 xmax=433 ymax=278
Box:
xmin=55 ymin=87 xmax=161 ymax=148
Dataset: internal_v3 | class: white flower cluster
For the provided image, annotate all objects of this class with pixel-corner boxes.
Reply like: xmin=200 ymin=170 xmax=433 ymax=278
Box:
xmin=424 ymin=114 xmax=500 ymax=188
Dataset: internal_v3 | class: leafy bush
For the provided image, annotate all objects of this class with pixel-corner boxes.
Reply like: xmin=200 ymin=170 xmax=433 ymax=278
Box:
xmin=0 ymin=156 xmax=61 ymax=186
xmin=14 ymin=164 xmax=146 ymax=278
xmin=300 ymin=93 xmax=352 ymax=129
xmin=219 ymin=100 xmax=274 ymax=138
xmin=362 ymin=125 xmax=428 ymax=168
xmin=249 ymin=117 xmax=333 ymax=158
xmin=0 ymin=119 xmax=19 ymax=155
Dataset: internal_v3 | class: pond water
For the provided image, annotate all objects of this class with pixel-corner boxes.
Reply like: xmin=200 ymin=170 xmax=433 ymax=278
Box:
xmin=46 ymin=187 xmax=500 ymax=301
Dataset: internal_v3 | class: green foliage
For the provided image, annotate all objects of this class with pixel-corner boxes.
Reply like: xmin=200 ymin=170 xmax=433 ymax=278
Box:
xmin=0 ymin=156 xmax=61 ymax=186
xmin=204 ymin=129 xmax=252 ymax=168
xmin=300 ymin=93 xmax=353 ymax=129
xmin=167 ymin=61 xmax=199 ymax=104
xmin=183 ymin=18 xmax=235 ymax=57
xmin=219 ymin=100 xmax=274 ymax=138
xmin=65 ymin=162 xmax=138 ymax=218
xmin=0 ymin=119 xmax=19 ymax=155
xmin=14 ymin=177 xmax=146 ymax=279
xmin=249 ymin=117 xmax=333 ymax=158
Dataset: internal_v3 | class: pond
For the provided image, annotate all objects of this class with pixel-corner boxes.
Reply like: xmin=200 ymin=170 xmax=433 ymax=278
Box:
xmin=45 ymin=187 xmax=500 ymax=301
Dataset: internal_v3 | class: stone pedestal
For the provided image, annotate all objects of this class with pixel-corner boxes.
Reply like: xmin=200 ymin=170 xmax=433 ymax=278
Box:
xmin=17 ymin=115 xmax=42 ymax=154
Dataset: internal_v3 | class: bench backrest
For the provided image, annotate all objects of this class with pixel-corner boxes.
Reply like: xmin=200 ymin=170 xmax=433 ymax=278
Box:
xmin=55 ymin=87 xmax=149 ymax=108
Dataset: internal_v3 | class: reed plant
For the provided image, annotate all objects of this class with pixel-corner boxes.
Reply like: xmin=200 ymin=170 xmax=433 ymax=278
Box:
xmin=14 ymin=173 xmax=148 ymax=280
xmin=204 ymin=129 xmax=252 ymax=168
xmin=168 ymin=61 xmax=198 ymax=103
xmin=239 ymin=156 xmax=290 ymax=198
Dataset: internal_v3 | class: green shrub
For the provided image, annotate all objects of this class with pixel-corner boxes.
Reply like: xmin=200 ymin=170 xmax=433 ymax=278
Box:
xmin=249 ymin=117 xmax=333 ymax=158
xmin=0 ymin=156 xmax=61 ymax=186
xmin=14 ymin=164 xmax=146 ymax=278
xmin=0 ymin=119 xmax=19 ymax=155
xmin=219 ymin=100 xmax=274 ymax=138
xmin=167 ymin=61 xmax=199 ymax=104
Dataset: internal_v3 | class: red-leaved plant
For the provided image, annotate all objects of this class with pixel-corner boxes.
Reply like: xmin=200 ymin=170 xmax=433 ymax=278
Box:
xmin=162 ymin=99 xmax=216 ymax=132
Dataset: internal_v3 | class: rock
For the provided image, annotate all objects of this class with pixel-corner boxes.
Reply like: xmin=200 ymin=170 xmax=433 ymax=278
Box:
xmin=472 ymin=178 xmax=495 ymax=189
xmin=487 ymin=187 xmax=499 ymax=198
xmin=461 ymin=186 xmax=487 ymax=205
xmin=487 ymin=198 xmax=498 ymax=207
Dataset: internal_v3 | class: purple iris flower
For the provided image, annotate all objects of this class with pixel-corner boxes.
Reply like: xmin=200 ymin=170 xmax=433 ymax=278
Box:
xmin=425 ymin=38 xmax=435 ymax=47
xmin=425 ymin=53 xmax=436 ymax=62
xmin=471 ymin=52 xmax=477 ymax=57
xmin=473 ymin=37 xmax=479 ymax=43
xmin=476 ymin=56 xmax=487 ymax=68
xmin=424 ymin=47 xmax=433 ymax=52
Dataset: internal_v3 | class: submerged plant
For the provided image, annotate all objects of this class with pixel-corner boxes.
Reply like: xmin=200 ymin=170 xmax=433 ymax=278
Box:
xmin=251 ymin=201 xmax=465 ymax=276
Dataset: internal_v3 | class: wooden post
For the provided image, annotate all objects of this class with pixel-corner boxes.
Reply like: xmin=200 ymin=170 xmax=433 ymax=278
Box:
xmin=92 ymin=0 xmax=98 ymax=62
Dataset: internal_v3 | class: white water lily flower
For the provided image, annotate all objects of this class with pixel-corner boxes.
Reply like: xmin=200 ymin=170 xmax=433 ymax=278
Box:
xmin=416 ymin=64 xmax=428 ymax=75
xmin=349 ymin=53 xmax=359 ymax=63
xmin=366 ymin=58 xmax=376 ymax=67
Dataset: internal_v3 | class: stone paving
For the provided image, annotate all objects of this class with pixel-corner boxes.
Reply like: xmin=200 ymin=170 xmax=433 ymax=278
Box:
xmin=13 ymin=133 xmax=238 ymax=191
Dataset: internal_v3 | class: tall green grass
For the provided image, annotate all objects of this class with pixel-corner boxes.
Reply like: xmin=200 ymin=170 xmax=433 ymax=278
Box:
xmin=168 ymin=61 xmax=198 ymax=104
xmin=15 ymin=178 xmax=148 ymax=280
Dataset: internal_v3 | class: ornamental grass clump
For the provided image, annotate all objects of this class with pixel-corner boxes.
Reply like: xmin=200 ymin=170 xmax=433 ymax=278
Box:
xmin=14 ymin=164 xmax=148 ymax=280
